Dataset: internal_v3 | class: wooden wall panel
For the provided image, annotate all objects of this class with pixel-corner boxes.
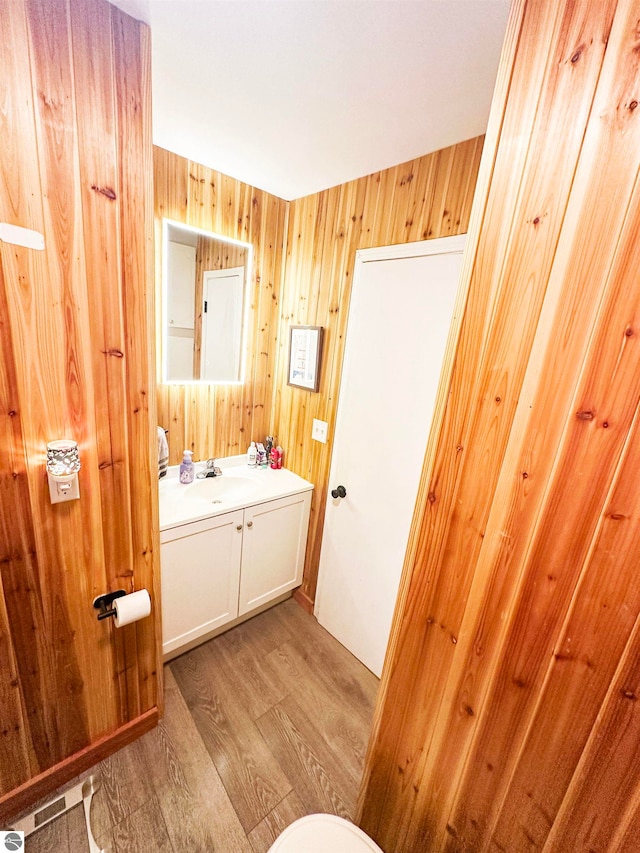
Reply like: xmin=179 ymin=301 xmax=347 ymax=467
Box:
xmin=273 ymin=137 xmax=483 ymax=606
xmin=0 ymin=0 xmax=158 ymax=813
xmin=358 ymin=1 xmax=640 ymax=851
xmin=70 ymin=0 xmax=134 ymax=723
xmin=154 ymin=147 xmax=288 ymax=464
xmin=112 ymin=2 xmax=160 ymax=721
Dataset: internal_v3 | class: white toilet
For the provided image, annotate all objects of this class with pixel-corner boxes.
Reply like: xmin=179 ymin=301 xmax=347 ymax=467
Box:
xmin=267 ymin=814 xmax=384 ymax=852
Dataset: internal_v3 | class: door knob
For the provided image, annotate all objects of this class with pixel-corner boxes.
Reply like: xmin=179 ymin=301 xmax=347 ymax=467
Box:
xmin=331 ymin=485 xmax=347 ymax=499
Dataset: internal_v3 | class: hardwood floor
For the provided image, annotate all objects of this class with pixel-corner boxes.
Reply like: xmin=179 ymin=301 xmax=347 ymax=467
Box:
xmin=17 ymin=599 xmax=379 ymax=852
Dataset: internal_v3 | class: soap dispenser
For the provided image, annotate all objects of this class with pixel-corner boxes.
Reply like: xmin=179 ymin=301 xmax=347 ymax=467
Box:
xmin=179 ymin=450 xmax=195 ymax=484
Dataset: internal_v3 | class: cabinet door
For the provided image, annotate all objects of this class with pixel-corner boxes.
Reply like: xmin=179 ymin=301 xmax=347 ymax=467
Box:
xmin=161 ymin=510 xmax=243 ymax=656
xmin=239 ymin=492 xmax=311 ymax=616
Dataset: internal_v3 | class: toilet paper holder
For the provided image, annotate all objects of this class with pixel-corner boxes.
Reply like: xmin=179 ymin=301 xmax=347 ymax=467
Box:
xmin=93 ymin=589 xmax=127 ymax=621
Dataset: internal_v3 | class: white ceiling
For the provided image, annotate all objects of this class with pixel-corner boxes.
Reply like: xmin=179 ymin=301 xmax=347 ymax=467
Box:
xmin=111 ymin=0 xmax=511 ymax=200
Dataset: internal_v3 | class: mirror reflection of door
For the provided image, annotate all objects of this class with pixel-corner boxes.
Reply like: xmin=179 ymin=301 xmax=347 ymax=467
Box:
xmin=200 ymin=267 xmax=245 ymax=381
xmin=161 ymin=219 xmax=251 ymax=383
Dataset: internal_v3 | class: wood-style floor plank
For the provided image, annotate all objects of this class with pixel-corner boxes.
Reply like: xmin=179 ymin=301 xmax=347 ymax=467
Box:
xmin=138 ymin=667 xmax=253 ymax=852
xmin=206 ymin=621 xmax=291 ymax=721
xmin=256 ymin=693 xmax=356 ymax=817
xmin=91 ymin=738 xmax=156 ymax=839
xmin=266 ymin=640 xmax=372 ymax=785
xmin=247 ymin=790 xmax=308 ymax=853
xmin=280 ymin=601 xmax=379 ymax=710
xmin=107 ymin=796 xmax=173 ymax=852
xmin=275 ymin=599 xmax=379 ymax=727
xmin=217 ymin=604 xmax=293 ymax=658
xmin=273 ymin=598 xmax=380 ymax=704
xmin=4 ymin=600 xmax=379 ymax=851
xmin=170 ymin=640 xmax=293 ymax=833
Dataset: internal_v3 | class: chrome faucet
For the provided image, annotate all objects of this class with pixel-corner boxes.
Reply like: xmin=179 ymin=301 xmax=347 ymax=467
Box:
xmin=205 ymin=458 xmax=222 ymax=477
xmin=197 ymin=458 xmax=222 ymax=478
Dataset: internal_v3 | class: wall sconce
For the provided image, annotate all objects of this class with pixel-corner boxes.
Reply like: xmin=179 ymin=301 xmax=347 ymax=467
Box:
xmin=46 ymin=440 xmax=80 ymax=504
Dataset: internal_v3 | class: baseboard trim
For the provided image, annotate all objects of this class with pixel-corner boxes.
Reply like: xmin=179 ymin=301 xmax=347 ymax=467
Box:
xmin=292 ymin=586 xmax=314 ymax=614
xmin=0 ymin=707 xmax=159 ymax=825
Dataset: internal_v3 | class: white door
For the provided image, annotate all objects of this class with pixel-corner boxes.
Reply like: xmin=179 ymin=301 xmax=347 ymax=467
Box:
xmin=314 ymin=235 xmax=466 ymax=676
xmin=201 ymin=266 xmax=245 ymax=381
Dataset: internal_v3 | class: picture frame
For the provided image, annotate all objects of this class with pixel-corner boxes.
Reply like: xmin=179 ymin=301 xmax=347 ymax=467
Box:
xmin=288 ymin=325 xmax=324 ymax=392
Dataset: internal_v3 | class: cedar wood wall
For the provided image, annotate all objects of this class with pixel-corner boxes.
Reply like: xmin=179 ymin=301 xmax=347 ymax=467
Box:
xmin=0 ymin=0 xmax=160 ymax=819
xmin=358 ymin=1 xmax=640 ymax=851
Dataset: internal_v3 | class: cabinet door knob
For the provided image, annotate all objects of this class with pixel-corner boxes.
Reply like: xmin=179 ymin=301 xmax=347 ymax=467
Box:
xmin=247 ymin=520 xmax=253 ymax=528
xmin=236 ymin=524 xmax=243 ymax=531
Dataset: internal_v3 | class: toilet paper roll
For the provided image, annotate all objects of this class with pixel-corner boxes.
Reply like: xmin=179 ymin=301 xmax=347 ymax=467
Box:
xmin=113 ymin=589 xmax=151 ymax=628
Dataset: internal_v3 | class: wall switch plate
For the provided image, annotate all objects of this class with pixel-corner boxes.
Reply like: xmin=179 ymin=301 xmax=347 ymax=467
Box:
xmin=312 ymin=418 xmax=328 ymax=443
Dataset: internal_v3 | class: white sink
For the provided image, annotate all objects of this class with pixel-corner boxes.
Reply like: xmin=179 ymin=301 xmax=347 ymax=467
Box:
xmin=185 ymin=472 xmax=261 ymax=504
xmin=159 ymin=458 xmax=313 ymax=530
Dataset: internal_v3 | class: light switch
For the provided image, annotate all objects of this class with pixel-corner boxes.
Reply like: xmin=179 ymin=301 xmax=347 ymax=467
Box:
xmin=312 ymin=418 xmax=328 ymax=443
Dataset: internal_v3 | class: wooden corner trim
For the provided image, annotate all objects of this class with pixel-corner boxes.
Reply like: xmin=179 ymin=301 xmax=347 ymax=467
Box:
xmin=292 ymin=586 xmax=314 ymax=614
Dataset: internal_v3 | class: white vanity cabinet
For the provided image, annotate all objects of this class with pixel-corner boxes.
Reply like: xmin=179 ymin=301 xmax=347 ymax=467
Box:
xmin=239 ymin=492 xmax=311 ymax=616
xmin=161 ymin=509 xmax=244 ymax=657
xmin=160 ymin=487 xmax=311 ymax=659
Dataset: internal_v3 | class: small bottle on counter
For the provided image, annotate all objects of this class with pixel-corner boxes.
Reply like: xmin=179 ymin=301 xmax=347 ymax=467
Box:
xmin=270 ymin=445 xmax=279 ymax=469
xmin=247 ymin=441 xmax=257 ymax=467
xmin=257 ymin=442 xmax=268 ymax=467
xmin=179 ymin=450 xmax=195 ymax=484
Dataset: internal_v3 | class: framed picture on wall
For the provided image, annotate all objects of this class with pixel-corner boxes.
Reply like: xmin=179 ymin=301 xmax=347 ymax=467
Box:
xmin=288 ymin=325 xmax=324 ymax=392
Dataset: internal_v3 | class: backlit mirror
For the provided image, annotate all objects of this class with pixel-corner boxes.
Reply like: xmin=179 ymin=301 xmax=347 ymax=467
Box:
xmin=161 ymin=219 xmax=252 ymax=383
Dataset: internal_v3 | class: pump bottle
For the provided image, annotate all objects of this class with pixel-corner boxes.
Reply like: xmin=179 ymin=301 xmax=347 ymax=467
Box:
xmin=179 ymin=450 xmax=195 ymax=483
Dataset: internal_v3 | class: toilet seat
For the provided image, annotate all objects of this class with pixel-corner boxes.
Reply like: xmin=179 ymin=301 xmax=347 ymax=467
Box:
xmin=267 ymin=814 xmax=384 ymax=852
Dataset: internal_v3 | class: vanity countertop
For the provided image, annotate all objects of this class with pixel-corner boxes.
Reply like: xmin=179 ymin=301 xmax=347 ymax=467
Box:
xmin=159 ymin=455 xmax=314 ymax=531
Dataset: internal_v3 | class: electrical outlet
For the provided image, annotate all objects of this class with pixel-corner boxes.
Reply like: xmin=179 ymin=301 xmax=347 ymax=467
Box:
xmin=312 ymin=418 xmax=328 ymax=443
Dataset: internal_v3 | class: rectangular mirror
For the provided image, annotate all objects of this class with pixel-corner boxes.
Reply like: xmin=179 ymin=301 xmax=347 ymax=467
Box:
xmin=161 ymin=219 xmax=252 ymax=383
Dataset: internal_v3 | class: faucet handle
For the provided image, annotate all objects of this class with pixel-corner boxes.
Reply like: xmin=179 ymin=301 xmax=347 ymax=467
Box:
xmin=204 ymin=458 xmax=222 ymax=477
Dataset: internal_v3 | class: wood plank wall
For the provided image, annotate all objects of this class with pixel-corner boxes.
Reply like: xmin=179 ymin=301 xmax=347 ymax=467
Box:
xmin=357 ymin=1 xmax=640 ymax=850
xmin=0 ymin=0 xmax=159 ymax=815
xmin=273 ymin=137 xmax=483 ymax=606
xmin=154 ymin=147 xmax=288 ymax=464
